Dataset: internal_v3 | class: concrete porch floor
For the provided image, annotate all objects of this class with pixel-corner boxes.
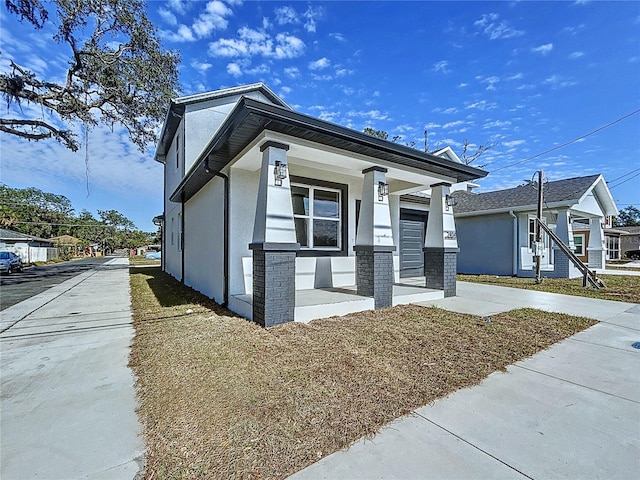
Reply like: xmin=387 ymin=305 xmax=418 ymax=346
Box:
xmin=229 ymin=279 xmax=444 ymax=324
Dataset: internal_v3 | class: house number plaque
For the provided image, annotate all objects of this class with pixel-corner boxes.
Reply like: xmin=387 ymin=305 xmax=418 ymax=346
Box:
xmin=444 ymin=231 xmax=457 ymax=240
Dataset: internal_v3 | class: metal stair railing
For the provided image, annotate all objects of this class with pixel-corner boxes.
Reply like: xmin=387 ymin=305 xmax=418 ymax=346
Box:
xmin=536 ymin=219 xmax=605 ymax=289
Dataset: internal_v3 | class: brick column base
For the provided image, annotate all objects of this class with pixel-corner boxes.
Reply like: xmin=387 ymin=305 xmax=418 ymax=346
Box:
xmin=249 ymin=242 xmax=299 ymax=327
xmin=354 ymin=245 xmax=396 ymax=309
xmin=423 ymin=247 xmax=459 ymax=297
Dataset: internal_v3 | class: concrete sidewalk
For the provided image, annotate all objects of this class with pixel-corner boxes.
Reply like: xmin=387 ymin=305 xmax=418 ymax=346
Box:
xmin=1 ymin=257 xmax=143 ymax=480
xmin=290 ymin=282 xmax=640 ymax=480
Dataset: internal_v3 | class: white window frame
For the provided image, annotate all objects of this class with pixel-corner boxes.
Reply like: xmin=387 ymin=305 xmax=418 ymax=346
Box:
xmin=528 ymin=215 xmax=549 ymax=252
xmin=606 ymin=235 xmax=619 ymax=260
xmin=573 ymin=234 xmax=585 ymax=256
xmin=291 ymin=183 xmax=342 ymax=251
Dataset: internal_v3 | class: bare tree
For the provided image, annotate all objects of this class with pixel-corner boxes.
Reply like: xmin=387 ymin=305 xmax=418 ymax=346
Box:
xmin=460 ymin=139 xmax=497 ymax=167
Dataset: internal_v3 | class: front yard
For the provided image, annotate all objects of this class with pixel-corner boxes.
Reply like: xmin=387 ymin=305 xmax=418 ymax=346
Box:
xmin=129 ymin=266 xmax=596 ymax=479
xmin=458 ymin=273 xmax=640 ymax=304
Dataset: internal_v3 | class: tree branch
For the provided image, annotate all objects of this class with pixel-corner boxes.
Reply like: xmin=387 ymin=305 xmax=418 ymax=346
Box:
xmin=0 ymin=118 xmax=78 ymax=151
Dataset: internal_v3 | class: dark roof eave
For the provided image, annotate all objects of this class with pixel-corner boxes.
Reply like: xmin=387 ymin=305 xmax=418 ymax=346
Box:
xmin=170 ymin=97 xmax=488 ymax=203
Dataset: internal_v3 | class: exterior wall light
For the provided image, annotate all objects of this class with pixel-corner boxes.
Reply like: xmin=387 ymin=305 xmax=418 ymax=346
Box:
xmin=378 ymin=181 xmax=389 ymax=201
xmin=274 ymin=161 xmax=288 ymax=186
xmin=445 ymin=194 xmax=457 ymax=211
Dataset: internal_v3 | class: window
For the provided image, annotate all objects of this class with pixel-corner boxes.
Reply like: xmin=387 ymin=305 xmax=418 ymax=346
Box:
xmin=292 ymin=184 xmax=341 ymax=249
xmin=607 ymin=235 xmax=619 ymax=260
xmin=290 ymin=176 xmax=348 ymax=255
xmin=528 ymin=215 xmax=549 ymax=252
xmin=573 ymin=234 xmax=585 ymax=256
xmin=176 ymin=133 xmax=181 ymax=170
xmin=528 ymin=217 xmax=536 ymax=250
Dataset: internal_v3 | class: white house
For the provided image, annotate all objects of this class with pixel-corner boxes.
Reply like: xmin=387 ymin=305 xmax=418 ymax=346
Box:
xmin=451 ymin=175 xmax=618 ymax=278
xmin=155 ymin=83 xmax=487 ymax=326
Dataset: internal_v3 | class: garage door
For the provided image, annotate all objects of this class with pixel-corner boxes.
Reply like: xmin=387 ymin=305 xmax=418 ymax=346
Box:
xmin=400 ymin=211 xmax=427 ymax=278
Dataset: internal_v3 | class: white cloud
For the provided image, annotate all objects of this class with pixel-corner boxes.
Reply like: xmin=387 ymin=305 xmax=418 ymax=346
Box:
xmin=433 ymin=60 xmax=451 ymax=74
xmin=569 ymin=51 xmax=584 ymax=59
xmin=158 ymin=8 xmax=177 ymax=26
xmin=284 ymin=66 xmax=300 ymax=78
xmin=227 ymin=62 xmax=242 ymax=77
xmin=330 ymin=32 xmax=346 ymax=42
xmin=465 ymin=100 xmax=497 ymax=111
xmin=484 ymin=120 xmax=512 ymax=129
xmin=347 ymin=110 xmax=389 ymax=121
xmin=458 ymin=83 xmax=468 ymax=88
xmin=303 ymin=6 xmax=324 ymax=33
xmin=543 ymin=74 xmax=577 ymax=88
xmin=309 ymin=57 xmax=331 ymax=70
xmin=531 ymin=43 xmax=553 ymax=55
xmin=191 ymin=60 xmax=213 ymax=74
xmin=167 ymin=0 xmax=189 ymax=14
xmin=209 ymin=28 xmax=305 ymax=59
xmin=442 ymin=120 xmax=465 ymax=129
xmin=335 ymin=68 xmax=353 ymax=77
xmin=506 ymin=73 xmax=523 ymax=81
xmin=503 ymin=140 xmax=526 ymax=148
xmin=424 ymin=122 xmax=441 ymax=129
xmin=475 ymin=13 xmax=524 ymax=40
xmin=192 ymin=0 xmax=233 ymax=38
xmin=275 ymin=6 xmax=298 ymax=25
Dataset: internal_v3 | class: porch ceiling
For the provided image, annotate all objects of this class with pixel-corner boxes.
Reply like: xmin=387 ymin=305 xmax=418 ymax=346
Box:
xmin=231 ymin=131 xmax=451 ymax=194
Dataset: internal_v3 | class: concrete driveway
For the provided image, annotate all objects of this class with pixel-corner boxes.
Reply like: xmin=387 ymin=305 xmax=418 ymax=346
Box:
xmin=289 ymin=282 xmax=640 ymax=479
xmin=0 ymin=257 xmax=143 ymax=480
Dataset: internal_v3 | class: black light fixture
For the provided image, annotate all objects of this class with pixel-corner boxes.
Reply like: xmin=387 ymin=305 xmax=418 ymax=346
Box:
xmin=445 ymin=194 xmax=457 ymax=211
xmin=274 ymin=160 xmax=288 ymax=186
xmin=378 ymin=181 xmax=389 ymax=201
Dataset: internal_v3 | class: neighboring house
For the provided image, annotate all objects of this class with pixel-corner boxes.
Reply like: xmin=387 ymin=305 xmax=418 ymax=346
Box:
xmin=0 ymin=228 xmax=57 ymax=262
xmin=155 ymin=83 xmax=487 ymax=326
xmin=50 ymin=234 xmax=83 ymax=256
xmin=452 ymin=175 xmax=618 ymax=278
xmin=615 ymin=226 xmax=640 ymax=259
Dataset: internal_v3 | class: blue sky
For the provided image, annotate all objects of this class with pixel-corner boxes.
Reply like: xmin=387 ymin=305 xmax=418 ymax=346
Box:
xmin=1 ymin=1 xmax=639 ymax=232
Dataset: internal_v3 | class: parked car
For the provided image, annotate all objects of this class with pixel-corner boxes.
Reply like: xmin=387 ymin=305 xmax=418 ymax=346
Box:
xmin=0 ymin=251 xmax=23 ymax=274
xmin=624 ymin=249 xmax=640 ymax=260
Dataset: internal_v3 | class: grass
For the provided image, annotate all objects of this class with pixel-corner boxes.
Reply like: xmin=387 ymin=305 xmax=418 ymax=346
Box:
xmin=129 ymin=255 xmax=162 ymax=266
xmin=458 ymin=274 xmax=640 ymax=304
xmin=129 ymin=267 xmax=596 ymax=480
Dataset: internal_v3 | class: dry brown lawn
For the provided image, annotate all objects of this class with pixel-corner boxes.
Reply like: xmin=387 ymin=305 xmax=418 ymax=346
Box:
xmin=129 ymin=267 xmax=596 ymax=480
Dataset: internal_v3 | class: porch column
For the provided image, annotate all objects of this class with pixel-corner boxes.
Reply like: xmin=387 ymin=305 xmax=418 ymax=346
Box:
xmin=553 ymin=209 xmax=578 ymax=278
xmin=249 ymin=141 xmax=299 ymax=327
xmin=424 ymin=183 xmax=458 ymax=297
xmin=354 ymin=166 xmax=395 ymax=309
xmin=587 ymin=217 xmax=605 ymax=269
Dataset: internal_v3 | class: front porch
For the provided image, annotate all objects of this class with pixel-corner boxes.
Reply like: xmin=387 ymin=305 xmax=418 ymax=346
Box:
xmin=229 ymin=279 xmax=444 ymax=324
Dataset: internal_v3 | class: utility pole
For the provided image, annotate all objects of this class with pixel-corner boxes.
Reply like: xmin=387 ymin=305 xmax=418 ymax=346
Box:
xmin=535 ymin=170 xmax=544 ymax=284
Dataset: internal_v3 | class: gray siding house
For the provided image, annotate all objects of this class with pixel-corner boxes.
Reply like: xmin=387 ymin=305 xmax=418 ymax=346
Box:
xmin=453 ymin=175 xmax=618 ymax=278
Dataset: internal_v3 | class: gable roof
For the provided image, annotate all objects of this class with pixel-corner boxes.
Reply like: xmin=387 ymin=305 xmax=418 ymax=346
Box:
xmin=170 ymin=96 xmax=488 ymax=202
xmin=453 ymin=174 xmax=617 ymax=216
xmin=155 ymin=83 xmax=290 ymax=162
xmin=0 ymin=228 xmax=52 ymax=243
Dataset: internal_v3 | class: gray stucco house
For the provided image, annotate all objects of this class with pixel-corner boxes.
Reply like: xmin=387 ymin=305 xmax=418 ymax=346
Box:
xmin=453 ymin=175 xmax=618 ymax=278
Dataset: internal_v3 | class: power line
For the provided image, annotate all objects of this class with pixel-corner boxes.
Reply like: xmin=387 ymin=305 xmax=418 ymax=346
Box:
xmin=607 ymin=168 xmax=640 ymax=183
xmin=490 ymin=108 xmax=640 ymax=173
xmin=609 ymin=171 xmax=640 ymax=189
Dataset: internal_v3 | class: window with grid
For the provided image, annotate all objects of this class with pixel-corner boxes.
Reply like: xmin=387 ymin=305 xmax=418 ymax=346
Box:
xmin=291 ymin=184 xmax=341 ymax=250
xmin=573 ymin=234 xmax=585 ymax=256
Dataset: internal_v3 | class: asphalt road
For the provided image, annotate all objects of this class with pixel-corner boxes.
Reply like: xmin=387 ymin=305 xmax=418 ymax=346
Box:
xmin=0 ymin=256 xmax=113 ymax=310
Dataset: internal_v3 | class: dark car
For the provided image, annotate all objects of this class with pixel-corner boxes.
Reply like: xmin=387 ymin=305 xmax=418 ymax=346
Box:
xmin=0 ymin=251 xmax=23 ymax=274
xmin=624 ymin=249 xmax=640 ymax=260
